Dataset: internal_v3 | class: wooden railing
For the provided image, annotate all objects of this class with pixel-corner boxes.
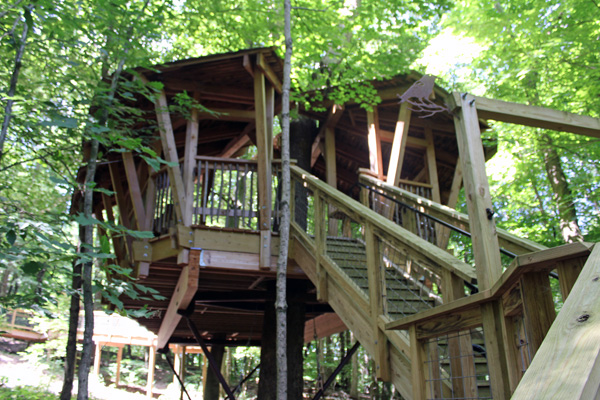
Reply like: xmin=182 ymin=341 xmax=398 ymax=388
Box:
xmin=291 ymin=166 xmax=594 ymax=399
xmin=290 ymin=165 xmax=477 ymax=386
xmin=150 ymin=157 xmax=282 ymax=234
xmin=358 ymin=173 xmax=547 ymax=256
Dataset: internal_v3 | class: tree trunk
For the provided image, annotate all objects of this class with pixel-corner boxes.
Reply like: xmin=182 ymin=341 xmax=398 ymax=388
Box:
xmin=538 ymin=132 xmax=583 ymax=243
xmin=350 ymin=332 xmax=358 ymax=399
xmin=258 ymin=281 xmax=306 ymax=400
xmin=204 ymin=342 xmax=225 ymax=400
xmin=0 ymin=6 xmax=31 ymax=165
xmin=276 ymin=0 xmax=293 ymax=399
xmin=60 ymin=255 xmax=82 ymax=400
xmin=290 ymin=117 xmax=318 ymax=230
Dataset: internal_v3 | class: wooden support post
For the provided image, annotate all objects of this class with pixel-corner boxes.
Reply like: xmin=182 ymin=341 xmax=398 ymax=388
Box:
xmin=365 ymin=224 xmax=390 ymax=381
xmin=182 ymin=94 xmax=200 ymax=226
xmin=143 ymin=174 xmax=156 ymax=232
xmin=437 ymin=160 xmax=463 ymax=248
xmin=325 ymin=126 xmax=338 ymax=236
xmin=452 ymin=93 xmax=508 ymax=398
xmin=146 ymin=345 xmax=156 ymax=397
xmin=94 ymin=342 xmax=102 ymax=376
xmin=424 ymin=127 xmax=440 ymax=203
xmin=314 ymin=192 xmax=327 ymax=302
xmin=156 ymin=250 xmax=201 ymax=349
xmin=520 ymin=272 xmax=556 ymax=356
xmin=556 ymin=257 xmax=584 ymax=301
xmin=311 ymin=104 xmax=344 ymax=167
xmin=254 ymin=68 xmax=272 ymax=269
xmin=108 ymin=163 xmax=133 ymax=258
xmin=152 ymin=88 xmax=187 ymax=224
xmin=266 ymin=84 xmax=274 ymax=162
xmin=451 ymin=92 xmax=503 ymax=288
xmin=442 ymin=270 xmax=477 ymax=399
xmin=115 ymin=346 xmax=123 ymax=386
xmin=480 ymin=301 xmax=511 ymax=400
xmin=410 ymin=325 xmax=427 ymax=400
xmin=122 ymin=152 xmax=147 ymax=230
xmin=387 ymin=102 xmax=411 ymax=186
xmin=512 ymin=245 xmax=600 ymax=399
xmin=367 ymin=107 xmax=384 ymax=180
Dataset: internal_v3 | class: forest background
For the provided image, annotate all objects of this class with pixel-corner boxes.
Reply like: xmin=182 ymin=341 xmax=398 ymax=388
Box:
xmin=0 ymin=0 xmax=599 ymax=398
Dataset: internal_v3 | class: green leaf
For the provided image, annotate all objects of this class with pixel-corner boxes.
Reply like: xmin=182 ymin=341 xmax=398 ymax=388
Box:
xmin=94 ymin=187 xmax=114 ymax=196
xmin=73 ymin=213 xmax=100 ymax=226
xmin=41 ymin=117 xmax=78 ymax=129
xmin=127 ymin=230 xmax=155 ymax=239
xmin=22 ymin=261 xmax=44 ymax=275
xmin=6 ymin=230 xmax=16 ymax=246
xmin=140 ymin=155 xmax=160 ymax=172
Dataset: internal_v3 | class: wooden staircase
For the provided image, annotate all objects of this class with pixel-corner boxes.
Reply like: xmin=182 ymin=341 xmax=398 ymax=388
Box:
xmin=289 ymin=165 xmax=597 ymax=400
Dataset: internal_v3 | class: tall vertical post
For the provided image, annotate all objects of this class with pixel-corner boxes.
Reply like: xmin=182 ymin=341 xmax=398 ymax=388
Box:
xmin=451 ymin=92 xmax=509 ymax=399
xmin=254 ymin=65 xmax=272 ymax=269
xmin=183 ymin=93 xmax=200 ymax=226
xmin=367 ymin=107 xmax=383 ymax=180
xmin=146 ymin=345 xmax=156 ymax=397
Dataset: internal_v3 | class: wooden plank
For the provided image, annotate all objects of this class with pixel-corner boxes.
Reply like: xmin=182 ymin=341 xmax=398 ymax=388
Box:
xmin=424 ymin=127 xmax=440 ymax=203
xmin=512 ymin=245 xmax=600 ymax=399
xmin=254 ymin=68 xmax=272 ymax=269
xmin=115 ymin=346 xmax=123 ymax=386
xmin=556 ymin=256 xmax=584 ymax=301
xmin=303 ymin=313 xmax=347 ymax=342
xmin=480 ymin=301 xmax=511 ymax=400
xmin=451 ymin=93 xmax=502 ymax=290
xmin=457 ymin=93 xmax=600 ymax=139
xmin=256 ymin=52 xmax=282 ymax=94
xmin=311 ymin=104 xmax=344 ymax=167
xmin=146 ymin=345 xmax=156 ymax=397
xmin=143 ymin=173 xmax=156 ymax=231
xmin=218 ymin=124 xmax=253 ymax=158
xmin=314 ymin=192 xmax=328 ymax=301
xmin=519 ymin=272 xmax=556 ymax=356
xmin=410 ymin=325 xmax=427 ymax=400
xmin=197 ymin=108 xmax=256 ymax=122
xmin=367 ymin=107 xmax=384 ymax=179
xmin=182 ymin=94 xmax=200 ymax=226
xmin=387 ymin=102 xmax=411 ymax=186
xmin=152 ymin=87 xmax=186 ymax=224
xmin=365 ymin=224 xmax=390 ymax=381
xmin=415 ymin=307 xmax=482 ymax=340
xmin=122 ymin=152 xmax=147 ymax=230
xmin=156 ymin=251 xmax=200 ymax=349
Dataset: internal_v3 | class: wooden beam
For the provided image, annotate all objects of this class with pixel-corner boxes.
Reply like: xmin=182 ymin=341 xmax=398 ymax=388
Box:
xmin=146 ymin=345 xmax=156 ymax=397
xmin=451 ymin=93 xmax=503 ymax=290
xmin=303 ymin=314 xmax=347 ymax=342
xmin=122 ymin=152 xmax=147 ymax=230
xmin=197 ymin=108 xmax=255 ymax=122
xmin=424 ymin=127 xmax=441 ymax=203
xmin=151 ymin=85 xmax=186 ymax=224
xmin=156 ymin=251 xmax=200 ymax=349
xmin=456 ymin=93 xmax=600 ymax=138
xmin=512 ymin=245 xmax=600 ymax=399
xmin=387 ymin=102 xmax=411 ymax=186
xmin=367 ymin=107 xmax=384 ymax=179
xmin=256 ymin=52 xmax=282 ymax=94
xmin=254 ymin=68 xmax=272 ymax=269
xmin=242 ymin=54 xmax=254 ymax=77
xmin=182 ymin=93 xmax=200 ymax=226
xmin=115 ymin=346 xmax=123 ymax=386
xmin=520 ymin=272 xmax=556 ymax=356
xmin=311 ymin=104 xmax=345 ymax=167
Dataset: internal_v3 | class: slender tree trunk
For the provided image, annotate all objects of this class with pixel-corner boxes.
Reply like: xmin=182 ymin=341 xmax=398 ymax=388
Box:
xmin=350 ymin=332 xmax=358 ymax=399
xmin=0 ymin=5 xmax=32 ymax=165
xmin=538 ymin=132 xmax=583 ymax=243
xmin=60 ymin=256 xmax=82 ymax=400
xmin=276 ymin=0 xmax=293 ymax=399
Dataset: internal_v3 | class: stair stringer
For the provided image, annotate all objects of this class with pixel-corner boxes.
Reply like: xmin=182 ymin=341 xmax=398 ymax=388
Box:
xmin=291 ymin=230 xmax=415 ymax=399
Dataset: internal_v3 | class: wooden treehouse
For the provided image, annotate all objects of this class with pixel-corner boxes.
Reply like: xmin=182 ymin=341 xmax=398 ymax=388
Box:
xmin=90 ymin=47 xmax=600 ymax=399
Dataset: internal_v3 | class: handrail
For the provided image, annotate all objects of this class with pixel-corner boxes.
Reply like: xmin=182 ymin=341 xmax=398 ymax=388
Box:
xmin=291 ymin=166 xmax=477 ymax=283
xmin=359 ymin=173 xmax=548 ymax=255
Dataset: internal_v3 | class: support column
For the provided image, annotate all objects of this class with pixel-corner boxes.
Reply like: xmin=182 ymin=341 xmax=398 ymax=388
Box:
xmin=451 ymin=92 xmax=509 ymax=399
xmin=115 ymin=346 xmax=123 ymax=386
xmin=387 ymin=102 xmax=411 ymax=186
xmin=367 ymin=107 xmax=384 ymax=180
xmin=254 ymin=67 xmax=272 ymax=269
xmin=93 ymin=342 xmax=102 ymax=376
xmin=146 ymin=345 xmax=156 ymax=397
xmin=182 ymin=93 xmax=200 ymax=226
xmin=325 ymin=126 xmax=337 ymax=236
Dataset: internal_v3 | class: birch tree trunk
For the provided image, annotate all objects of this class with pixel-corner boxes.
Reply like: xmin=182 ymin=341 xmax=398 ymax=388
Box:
xmin=276 ymin=0 xmax=292 ymax=398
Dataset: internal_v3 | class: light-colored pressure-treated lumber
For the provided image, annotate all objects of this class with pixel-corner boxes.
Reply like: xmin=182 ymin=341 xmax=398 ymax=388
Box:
xmin=450 ymin=93 xmax=502 ymax=290
xmin=254 ymin=67 xmax=272 ymax=269
xmin=182 ymin=95 xmax=200 ymax=226
xmin=512 ymin=244 xmax=600 ymax=400
xmin=122 ymin=152 xmax=147 ymax=230
xmin=367 ymin=107 xmax=384 ymax=179
xmin=455 ymin=93 xmax=600 ymax=139
xmin=156 ymin=251 xmax=200 ymax=349
xmin=387 ymin=102 xmax=411 ymax=186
